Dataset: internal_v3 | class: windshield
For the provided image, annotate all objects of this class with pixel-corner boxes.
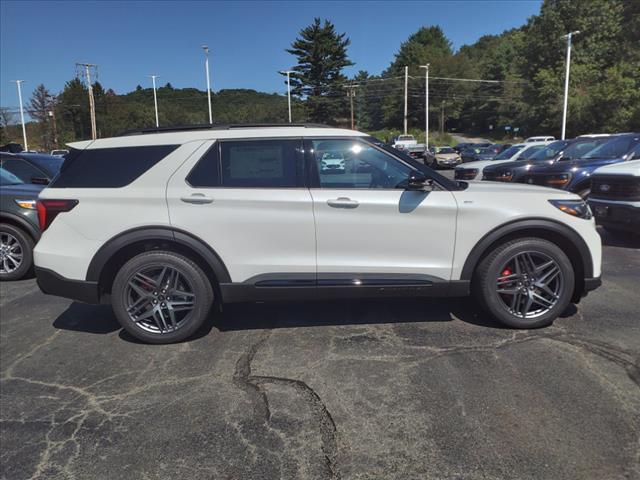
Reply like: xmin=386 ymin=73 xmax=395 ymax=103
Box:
xmin=436 ymin=147 xmax=455 ymax=154
xmin=397 ymin=136 xmax=414 ymax=141
xmin=583 ymin=136 xmax=639 ymax=159
xmin=528 ymin=140 xmax=570 ymax=161
xmin=518 ymin=145 xmax=547 ymax=160
xmin=27 ymin=155 xmax=64 ymax=176
xmin=562 ymin=137 xmax=612 ymax=159
xmin=494 ymin=145 xmax=525 ymax=160
xmin=0 ymin=167 xmax=24 ymax=186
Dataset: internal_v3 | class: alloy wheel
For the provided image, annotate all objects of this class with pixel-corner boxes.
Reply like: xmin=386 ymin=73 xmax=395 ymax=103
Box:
xmin=495 ymin=251 xmax=564 ymax=319
xmin=0 ymin=232 xmax=23 ymax=274
xmin=125 ymin=265 xmax=196 ymax=334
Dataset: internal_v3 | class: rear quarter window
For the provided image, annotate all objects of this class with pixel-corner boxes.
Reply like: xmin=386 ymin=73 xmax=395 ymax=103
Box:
xmin=51 ymin=145 xmax=179 ymax=188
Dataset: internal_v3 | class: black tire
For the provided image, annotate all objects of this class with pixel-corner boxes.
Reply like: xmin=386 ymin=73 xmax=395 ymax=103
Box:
xmin=111 ymin=250 xmax=214 ymax=344
xmin=472 ymin=238 xmax=575 ymax=329
xmin=0 ymin=223 xmax=34 ymax=281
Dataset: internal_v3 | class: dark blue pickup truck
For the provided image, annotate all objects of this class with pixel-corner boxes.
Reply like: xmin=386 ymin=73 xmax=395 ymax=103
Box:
xmin=521 ymin=134 xmax=640 ymax=198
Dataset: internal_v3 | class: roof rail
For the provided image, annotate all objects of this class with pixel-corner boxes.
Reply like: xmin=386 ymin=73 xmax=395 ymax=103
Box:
xmin=117 ymin=123 xmax=333 ymax=137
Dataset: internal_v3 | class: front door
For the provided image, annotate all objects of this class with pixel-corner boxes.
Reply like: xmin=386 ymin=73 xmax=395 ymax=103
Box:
xmin=306 ymin=138 xmax=458 ymax=285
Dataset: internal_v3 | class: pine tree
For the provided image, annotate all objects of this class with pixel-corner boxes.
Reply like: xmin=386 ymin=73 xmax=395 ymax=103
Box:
xmin=287 ymin=18 xmax=354 ymax=124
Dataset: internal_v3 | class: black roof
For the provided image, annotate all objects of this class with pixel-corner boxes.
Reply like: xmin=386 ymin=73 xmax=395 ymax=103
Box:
xmin=117 ymin=123 xmax=333 ymax=137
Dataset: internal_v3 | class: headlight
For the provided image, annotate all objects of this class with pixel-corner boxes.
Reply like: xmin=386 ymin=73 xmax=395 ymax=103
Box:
xmin=546 ymin=174 xmax=571 ymax=186
xmin=14 ymin=199 xmax=37 ymax=210
xmin=498 ymin=171 xmax=513 ymax=181
xmin=549 ymin=199 xmax=592 ymax=219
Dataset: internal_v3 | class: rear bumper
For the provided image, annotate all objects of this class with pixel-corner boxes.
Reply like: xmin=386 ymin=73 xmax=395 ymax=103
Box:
xmin=35 ymin=267 xmax=100 ymax=304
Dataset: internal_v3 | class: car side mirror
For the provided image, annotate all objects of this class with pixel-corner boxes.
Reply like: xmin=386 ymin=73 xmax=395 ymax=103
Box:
xmin=406 ymin=171 xmax=429 ymax=190
xmin=31 ymin=176 xmax=49 ymax=185
xmin=558 ymin=156 xmax=570 ymax=162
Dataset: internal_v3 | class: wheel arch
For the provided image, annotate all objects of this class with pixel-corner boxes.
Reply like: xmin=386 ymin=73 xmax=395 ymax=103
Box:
xmin=0 ymin=212 xmax=40 ymax=242
xmin=86 ymin=226 xmax=231 ymax=302
xmin=460 ymin=218 xmax=594 ymax=302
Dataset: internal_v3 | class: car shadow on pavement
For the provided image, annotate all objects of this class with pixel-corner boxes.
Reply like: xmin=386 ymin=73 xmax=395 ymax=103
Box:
xmin=53 ymin=295 xmax=582 ymax=342
xmin=215 ymin=296 xmax=508 ymax=332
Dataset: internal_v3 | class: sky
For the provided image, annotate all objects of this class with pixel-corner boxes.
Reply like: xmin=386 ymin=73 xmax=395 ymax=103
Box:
xmin=0 ymin=0 xmax=542 ymax=110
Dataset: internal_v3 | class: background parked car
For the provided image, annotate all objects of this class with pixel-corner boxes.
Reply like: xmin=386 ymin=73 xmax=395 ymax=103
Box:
xmin=525 ymin=136 xmax=555 ymax=143
xmin=0 ymin=152 xmax=64 ymax=185
xmin=425 ymin=146 xmax=461 ymax=168
xmin=50 ymin=149 xmax=69 ymax=157
xmin=482 ymin=140 xmax=571 ymax=182
xmin=588 ymin=159 xmax=640 ymax=236
xmin=461 ymin=144 xmax=511 ymax=163
xmin=454 ymin=141 xmax=550 ymax=181
xmin=0 ymin=168 xmax=43 ymax=280
xmin=522 ymin=133 xmax=640 ymax=198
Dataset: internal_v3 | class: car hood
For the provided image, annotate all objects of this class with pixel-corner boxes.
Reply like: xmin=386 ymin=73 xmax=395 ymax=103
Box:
xmin=1 ymin=183 xmax=45 ymax=198
xmin=592 ymin=159 xmax=640 ymax=176
xmin=483 ymin=159 xmax=554 ymax=173
xmin=456 ymin=159 xmax=508 ymax=170
xmin=436 ymin=153 xmax=459 ymax=159
xmin=528 ymin=157 xmax=624 ymax=173
xmin=460 ymin=179 xmax=578 ymax=197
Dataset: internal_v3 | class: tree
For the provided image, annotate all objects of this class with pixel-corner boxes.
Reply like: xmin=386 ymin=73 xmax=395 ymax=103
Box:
xmin=287 ymin=18 xmax=354 ymax=123
xmin=0 ymin=107 xmax=14 ymax=145
xmin=28 ymin=84 xmax=56 ymax=150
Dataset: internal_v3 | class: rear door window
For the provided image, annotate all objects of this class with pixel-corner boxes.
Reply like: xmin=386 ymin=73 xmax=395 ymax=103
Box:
xmin=51 ymin=145 xmax=179 ymax=188
xmin=218 ymin=139 xmax=303 ymax=188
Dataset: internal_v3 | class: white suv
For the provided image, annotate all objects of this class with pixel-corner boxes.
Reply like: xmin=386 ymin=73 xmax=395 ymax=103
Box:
xmin=34 ymin=125 xmax=602 ymax=343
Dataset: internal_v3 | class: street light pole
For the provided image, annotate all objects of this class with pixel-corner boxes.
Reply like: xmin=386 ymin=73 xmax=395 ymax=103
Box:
xmin=561 ymin=30 xmax=580 ymax=140
xmin=202 ymin=45 xmax=213 ymax=125
xmin=420 ymin=64 xmax=430 ymax=150
xmin=149 ymin=75 xmax=160 ymax=128
xmin=279 ymin=70 xmax=294 ymax=123
xmin=11 ymin=80 xmax=28 ymax=151
xmin=403 ymin=66 xmax=409 ymax=135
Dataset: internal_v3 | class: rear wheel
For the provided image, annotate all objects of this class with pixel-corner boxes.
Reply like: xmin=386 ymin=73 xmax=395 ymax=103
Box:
xmin=111 ymin=251 xmax=214 ymax=343
xmin=473 ymin=238 xmax=574 ymax=328
xmin=0 ymin=224 xmax=33 ymax=281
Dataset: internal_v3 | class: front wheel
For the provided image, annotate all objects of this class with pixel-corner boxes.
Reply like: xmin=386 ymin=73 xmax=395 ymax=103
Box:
xmin=473 ymin=238 xmax=574 ymax=328
xmin=111 ymin=251 xmax=214 ymax=343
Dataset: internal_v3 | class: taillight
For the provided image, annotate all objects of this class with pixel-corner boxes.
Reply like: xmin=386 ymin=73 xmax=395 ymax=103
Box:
xmin=36 ymin=199 xmax=78 ymax=231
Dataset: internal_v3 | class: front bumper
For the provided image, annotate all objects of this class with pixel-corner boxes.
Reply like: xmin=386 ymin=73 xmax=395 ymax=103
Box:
xmin=35 ymin=267 xmax=101 ymax=304
xmin=588 ymin=199 xmax=640 ymax=232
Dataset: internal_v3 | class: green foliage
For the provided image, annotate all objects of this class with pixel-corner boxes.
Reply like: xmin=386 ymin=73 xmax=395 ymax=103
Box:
xmin=287 ymin=18 xmax=353 ymax=123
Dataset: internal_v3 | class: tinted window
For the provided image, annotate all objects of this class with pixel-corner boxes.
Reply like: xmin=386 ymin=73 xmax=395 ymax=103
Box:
xmin=219 ymin=139 xmax=301 ymax=188
xmin=583 ymin=136 xmax=640 ymax=159
xmin=563 ymin=138 xmax=611 ymax=158
xmin=0 ymin=158 xmax=41 ymax=182
xmin=529 ymin=140 xmax=570 ymax=161
xmin=518 ymin=145 xmax=546 ymax=160
xmin=0 ymin=167 xmax=24 ymax=186
xmin=51 ymin=145 xmax=179 ymax=188
xmin=186 ymin=144 xmax=220 ymax=187
xmin=311 ymin=139 xmax=411 ymax=189
xmin=494 ymin=145 xmax=525 ymax=160
xmin=27 ymin=155 xmax=64 ymax=177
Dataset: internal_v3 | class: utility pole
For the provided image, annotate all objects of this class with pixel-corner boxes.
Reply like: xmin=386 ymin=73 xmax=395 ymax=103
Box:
xmin=10 ymin=80 xmax=28 ymax=151
xmin=561 ymin=30 xmax=580 ymax=140
xmin=149 ymin=75 xmax=160 ymax=128
xmin=403 ymin=66 xmax=409 ymax=135
xmin=202 ymin=45 xmax=213 ymax=125
xmin=343 ymin=84 xmax=359 ymax=130
xmin=419 ymin=64 xmax=430 ymax=149
xmin=76 ymin=63 xmax=97 ymax=140
xmin=279 ymin=70 xmax=294 ymax=123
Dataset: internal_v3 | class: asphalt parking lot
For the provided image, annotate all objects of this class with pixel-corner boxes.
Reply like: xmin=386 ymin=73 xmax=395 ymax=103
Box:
xmin=1 ymin=228 xmax=639 ymax=480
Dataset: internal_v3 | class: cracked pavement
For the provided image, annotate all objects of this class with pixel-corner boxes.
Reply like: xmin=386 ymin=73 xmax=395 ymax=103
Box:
xmin=1 ymin=230 xmax=639 ymax=480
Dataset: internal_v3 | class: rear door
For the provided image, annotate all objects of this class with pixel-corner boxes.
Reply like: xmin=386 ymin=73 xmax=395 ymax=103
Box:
xmin=306 ymin=138 xmax=458 ymax=283
xmin=166 ymin=138 xmax=316 ymax=283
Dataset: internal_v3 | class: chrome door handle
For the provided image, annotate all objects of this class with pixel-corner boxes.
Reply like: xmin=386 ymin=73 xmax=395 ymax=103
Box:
xmin=327 ymin=197 xmax=359 ymax=208
xmin=181 ymin=193 xmax=214 ymax=204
